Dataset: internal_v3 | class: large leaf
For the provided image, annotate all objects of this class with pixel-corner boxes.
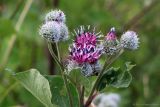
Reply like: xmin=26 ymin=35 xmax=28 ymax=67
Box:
xmin=14 ymin=69 xmax=55 ymax=107
xmin=46 ymin=76 xmax=79 ymax=107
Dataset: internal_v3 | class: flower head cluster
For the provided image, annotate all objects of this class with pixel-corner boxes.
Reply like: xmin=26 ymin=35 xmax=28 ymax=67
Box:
xmin=66 ymin=26 xmax=140 ymax=76
xmin=103 ymin=28 xmax=139 ymax=56
xmin=39 ymin=10 xmax=68 ymax=42
xmin=39 ymin=9 xmax=140 ymax=77
xmin=120 ymin=31 xmax=139 ymax=50
xmin=68 ymin=26 xmax=102 ymax=76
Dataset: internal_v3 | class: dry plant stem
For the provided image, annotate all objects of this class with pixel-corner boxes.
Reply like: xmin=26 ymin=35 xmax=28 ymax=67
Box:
xmin=0 ymin=0 xmax=33 ymax=71
xmin=85 ymin=49 xmax=124 ymax=107
xmin=47 ymin=42 xmax=73 ymax=107
xmin=9 ymin=0 xmax=24 ymax=19
xmin=123 ymin=0 xmax=159 ymax=31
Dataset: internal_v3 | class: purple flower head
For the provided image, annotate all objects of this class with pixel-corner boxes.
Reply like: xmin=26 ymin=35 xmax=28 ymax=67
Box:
xmin=69 ymin=26 xmax=102 ymax=64
xmin=105 ymin=27 xmax=117 ymax=41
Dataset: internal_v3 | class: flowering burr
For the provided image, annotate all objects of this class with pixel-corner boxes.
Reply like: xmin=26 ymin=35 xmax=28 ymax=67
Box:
xmin=39 ymin=21 xmax=61 ymax=42
xmin=68 ymin=26 xmax=102 ymax=76
xmin=120 ymin=31 xmax=139 ymax=50
xmin=39 ymin=10 xmax=68 ymax=42
xmin=103 ymin=27 xmax=120 ymax=55
xmin=45 ymin=9 xmax=66 ymax=23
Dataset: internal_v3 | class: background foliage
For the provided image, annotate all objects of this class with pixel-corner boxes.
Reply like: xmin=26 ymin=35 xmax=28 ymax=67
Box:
xmin=0 ymin=0 xmax=160 ymax=107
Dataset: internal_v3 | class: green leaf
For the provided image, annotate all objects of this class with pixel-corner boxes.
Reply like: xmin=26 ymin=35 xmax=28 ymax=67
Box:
xmin=97 ymin=66 xmax=132 ymax=91
xmin=0 ymin=18 xmax=16 ymax=37
xmin=125 ymin=62 xmax=136 ymax=71
xmin=97 ymin=67 xmax=121 ymax=91
xmin=46 ymin=75 xmax=79 ymax=107
xmin=14 ymin=69 xmax=55 ymax=107
xmin=111 ymin=71 xmax=132 ymax=88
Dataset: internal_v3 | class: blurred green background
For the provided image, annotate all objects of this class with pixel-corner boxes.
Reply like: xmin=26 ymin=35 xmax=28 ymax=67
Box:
xmin=0 ymin=0 xmax=160 ymax=107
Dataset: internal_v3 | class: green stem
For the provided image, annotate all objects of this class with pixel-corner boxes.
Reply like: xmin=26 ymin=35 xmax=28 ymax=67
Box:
xmin=47 ymin=42 xmax=73 ymax=107
xmin=65 ymin=74 xmax=77 ymax=87
xmin=80 ymin=86 xmax=85 ymax=107
xmin=47 ymin=42 xmax=63 ymax=69
xmin=66 ymin=73 xmax=83 ymax=107
xmin=85 ymin=49 xmax=124 ymax=107
xmin=63 ymin=73 xmax=74 ymax=107
xmin=56 ymin=42 xmax=61 ymax=61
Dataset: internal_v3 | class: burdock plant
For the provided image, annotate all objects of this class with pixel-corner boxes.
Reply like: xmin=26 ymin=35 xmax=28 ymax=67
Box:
xmin=14 ymin=9 xmax=139 ymax=107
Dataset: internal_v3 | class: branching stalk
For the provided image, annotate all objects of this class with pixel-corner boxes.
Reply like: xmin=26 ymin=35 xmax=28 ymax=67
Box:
xmin=85 ymin=49 xmax=124 ymax=107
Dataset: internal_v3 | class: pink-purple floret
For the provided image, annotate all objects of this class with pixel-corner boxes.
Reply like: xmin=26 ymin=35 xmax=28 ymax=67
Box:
xmin=75 ymin=32 xmax=97 ymax=47
xmin=105 ymin=29 xmax=117 ymax=41
xmin=70 ymin=32 xmax=101 ymax=64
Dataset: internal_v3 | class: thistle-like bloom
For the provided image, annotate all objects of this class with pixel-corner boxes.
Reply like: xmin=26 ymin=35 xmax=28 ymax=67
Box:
xmin=103 ymin=27 xmax=120 ymax=55
xmin=45 ymin=10 xmax=66 ymax=23
xmin=39 ymin=21 xmax=68 ymax=42
xmin=70 ymin=43 xmax=102 ymax=64
xmin=120 ymin=31 xmax=139 ymax=50
xmin=39 ymin=21 xmax=60 ymax=42
xmin=70 ymin=26 xmax=102 ymax=64
xmin=68 ymin=26 xmax=102 ymax=76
